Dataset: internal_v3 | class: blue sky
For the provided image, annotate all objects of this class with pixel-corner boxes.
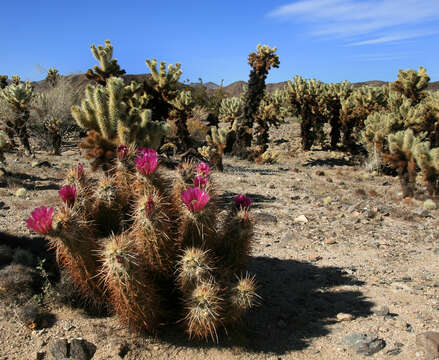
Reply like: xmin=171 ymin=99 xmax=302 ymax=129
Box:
xmin=2 ymin=0 xmax=438 ymax=84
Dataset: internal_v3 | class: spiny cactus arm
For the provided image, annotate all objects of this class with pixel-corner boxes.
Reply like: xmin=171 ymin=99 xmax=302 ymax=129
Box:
xmin=145 ymin=59 xmax=183 ymax=90
xmin=86 ymin=40 xmax=126 ymax=85
xmin=135 ymin=109 xmax=170 ymax=149
xmin=391 ymin=66 xmax=430 ymax=103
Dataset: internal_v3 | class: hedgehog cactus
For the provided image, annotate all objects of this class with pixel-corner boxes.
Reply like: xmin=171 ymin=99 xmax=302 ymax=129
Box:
xmin=26 ymin=150 xmax=258 ymax=341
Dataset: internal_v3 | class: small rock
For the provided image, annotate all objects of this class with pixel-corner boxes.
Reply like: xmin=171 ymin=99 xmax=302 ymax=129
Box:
xmin=310 ymin=254 xmax=322 ymax=262
xmin=70 ymin=338 xmax=97 ymax=360
xmin=336 ymin=313 xmax=354 ymax=322
xmin=48 ymin=339 xmax=68 ymax=360
xmin=62 ymin=321 xmax=74 ymax=331
xmin=343 ymin=333 xmax=386 ymax=356
xmin=294 ymin=215 xmax=308 ymax=223
xmin=325 ymin=238 xmax=337 ymax=245
xmin=32 ymin=160 xmax=52 ymax=168
xmin=374 ymin=306 xmax=390 ymax=316
xmin=35 ymin=352 xmax=45 ymax=360
xmin=416 ymin=332 xmax=439 ymax=360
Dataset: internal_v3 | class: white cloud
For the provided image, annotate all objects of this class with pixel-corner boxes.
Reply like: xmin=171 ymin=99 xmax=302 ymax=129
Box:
xmin=268 ymin=0 xmax=439 ymax=44
xmin=347 ymin=30 xmax=438 ymax=46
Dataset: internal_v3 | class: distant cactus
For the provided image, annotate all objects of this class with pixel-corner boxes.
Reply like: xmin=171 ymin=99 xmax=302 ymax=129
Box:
xmin=383 ymin=129 xmax=419 ymax=197
xmin=198 ymin=126 xmax=228 ymax=171
xmin=27 ymin=150 xmax=258 ymax=341
xmin=0 ymin=80 xmax=34 ymax=155
xmin=414 ymin=141 xmax=439 ymax=198
xmin=391 ymin=66 xmax=429 ymax=105
xmin=43 ymin=117 xmax=61 ymax=155
xmin=46 ymin=68 xmax=60 ymax=87
xmin=219 ymin=97 xmax=243 ymax=124
xmin=0 ymin=131 xmax=9 ymax=163
xmin=168 ymin=90 xmax=194 ymax=150
xmin=85 ymin=40 xmax=126 ymax=85
xmin=231 ymin=44 xmax=279 ymax=157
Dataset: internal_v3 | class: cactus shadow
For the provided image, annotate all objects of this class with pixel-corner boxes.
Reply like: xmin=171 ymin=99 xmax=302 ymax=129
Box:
xmin=218 ymin=191 xmax=277 ymax=210
xmin=0 ymin=169 xmax=59 ymax=190
xmin=303 ymin=157 xmax=356 ymax=168
xmin=155 ymin=256 xmax=373 ymax=356
xmin=224 ymin=163 xmax=282 ymax=176
xmin=240 ymin=256 xmax=374 ymax=354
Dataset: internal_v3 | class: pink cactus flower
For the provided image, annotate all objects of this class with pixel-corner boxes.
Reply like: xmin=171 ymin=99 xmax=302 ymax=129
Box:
xmin=58 ymin=185 xmax=77 ymax=207
xmin=193 ymin=176 xmax=209 ymax=188
xmin=181 ymin=187 xmax=210 ymax=212
xmin=26 ymin=206 xmax=54 ymax=235
xmin=76 ymin=163 xmax=84 ymax=179
xmin=117 ymin=145 xmax=128 ymax=161
xmin=196 ymin=162 xmax=211 ymax=176
xmin=233 ymin=194 xmax=253 ymax=210
xmin=135 ymin=148 xmax=158 ymax=176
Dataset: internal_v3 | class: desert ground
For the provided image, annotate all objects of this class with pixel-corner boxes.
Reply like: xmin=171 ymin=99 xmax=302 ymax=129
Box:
xmin=0 ymin=122 xmax=438 ymax=359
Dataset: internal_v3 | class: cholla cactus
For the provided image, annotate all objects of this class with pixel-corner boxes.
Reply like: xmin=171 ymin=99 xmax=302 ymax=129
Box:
xmin=414 ymin=141 xmax=439 ymax=198
xmin=72 ymin=77 xmax=169 ymax=171
xmin=231 ymin=45 xmax=279 ymax=157
xmin=43 ymin=117 xmax=61 ymax=155
xmin=26 ymin=151 xmax=258 ymax=341
xmin=391 ymin=66 xmax=430 ymax=104
xmin=340 ymin=85 xmax=388 ymax=152
xmin=85 ymin=40 xmax=126 ymax=85
xmin=253 ymin=89 xmax=288 ymax=156
xmin=286 ymin=76 xmax=327 ymax=150
xmin=383 ymin=129 xmax=420 ymax=197
xmin=0 ymin=80 xmax=34 ymax=155
xmin=168 ymin=90 xmax=194 ymax=150
xmin=219 ymin=97 xmax=243 ymax=124
xmin=198 ymin=126 xmax=228 ymax=171
xmin=46 ymin=68 xmax=60 ymax=87
xmin=144 ymin=58 xmax=182 ymax=122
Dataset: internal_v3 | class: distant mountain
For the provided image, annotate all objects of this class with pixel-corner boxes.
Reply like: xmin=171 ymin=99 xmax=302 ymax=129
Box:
xmin=31 ymin=74 xmax=439 ymax=96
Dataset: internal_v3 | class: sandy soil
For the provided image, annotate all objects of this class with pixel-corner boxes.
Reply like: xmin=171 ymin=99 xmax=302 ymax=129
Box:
xmin=0 ymin=122 xmax=438 ymax=359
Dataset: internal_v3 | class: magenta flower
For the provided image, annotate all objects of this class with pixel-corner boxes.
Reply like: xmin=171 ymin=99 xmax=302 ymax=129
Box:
xmin=135 ymin=148 xmax=158 ymax=176
xmin=26 ymin=206 xmax=54 ymax=235
xmin=193 ymin=176 xmax=209 ymax=188
xmin=117 ymin=145 xmax=128 ymax=161
xmin=76 ymin=163 xmax=84 ymax=179
xmin=233 ymin=194 xmax=253 ymax=210
xmin=196 ymin=162 xmax=211 ymax=176
xmin=58 ymin=185 xmax=77 ymax=207
xmin=181 ymin=187 xmax=210 ymax=212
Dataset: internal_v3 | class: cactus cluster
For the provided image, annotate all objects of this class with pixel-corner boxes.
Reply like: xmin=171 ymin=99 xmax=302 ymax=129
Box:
xmin=26 ymin=151 xmax=258 ymax=340
xmin=72 ymin=76 xmax=169 ymax=170
xmin=198 ymin=126 xmax=229 ymax=171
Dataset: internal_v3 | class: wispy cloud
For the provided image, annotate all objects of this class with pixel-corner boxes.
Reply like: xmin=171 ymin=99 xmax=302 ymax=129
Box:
xmin=268 ymin=0 xmax=439 ymax=44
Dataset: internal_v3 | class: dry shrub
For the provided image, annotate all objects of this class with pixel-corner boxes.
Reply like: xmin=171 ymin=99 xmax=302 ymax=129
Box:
xmin=187 ymin=106 xmax=209 ymax=143
xmin=29 ymin=76 xmax=82 ymax=152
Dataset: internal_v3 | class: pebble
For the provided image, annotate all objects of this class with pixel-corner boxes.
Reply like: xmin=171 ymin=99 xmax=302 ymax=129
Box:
xmin=294 ymin=215 xmax=308 ymax=223
xmin=374 ymin=306 xmax=390 ymax=316
xmin=336 ymin=313 xmax=354 ymax=322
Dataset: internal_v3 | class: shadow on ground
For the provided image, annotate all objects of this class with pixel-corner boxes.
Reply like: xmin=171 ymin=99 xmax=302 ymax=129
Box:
xmin=218 ymin=191 xmax=277 ymax=210
xmin=155 ymin=256 xmax=373 ymax=356
xmin=303 ymin=157 xmax=356 ymax=168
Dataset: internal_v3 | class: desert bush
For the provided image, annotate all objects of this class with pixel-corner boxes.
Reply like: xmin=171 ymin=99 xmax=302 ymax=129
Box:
xmin=27 ymin=151 xmax=258 ymax=340
xmin=30 ymin=76 xmax=82 ymax=154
